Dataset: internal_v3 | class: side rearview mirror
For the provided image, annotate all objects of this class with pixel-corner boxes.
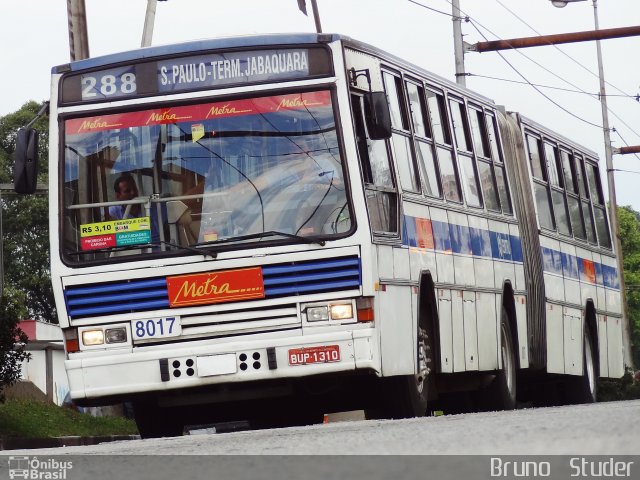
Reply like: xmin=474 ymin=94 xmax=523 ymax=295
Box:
xmin=14 ymin=128 xmax=39 ymax=194
xmin=363 ymin=91 xmax=392 ymax=140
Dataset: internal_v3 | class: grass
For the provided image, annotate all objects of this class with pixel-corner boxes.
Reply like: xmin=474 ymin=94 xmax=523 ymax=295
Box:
xmin=598 ymin=370 xmax=640 ymax=402
xmin=0 ymin=398 xmax=138 ymax=438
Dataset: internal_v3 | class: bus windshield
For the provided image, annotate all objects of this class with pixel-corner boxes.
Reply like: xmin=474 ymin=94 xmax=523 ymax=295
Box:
xmin=61 ymin=89 xmax=352 ymax=262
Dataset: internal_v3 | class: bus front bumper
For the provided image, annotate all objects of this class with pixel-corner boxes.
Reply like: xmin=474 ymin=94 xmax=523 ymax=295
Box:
xmin=65 ymin=328 xmax=378 ymax=400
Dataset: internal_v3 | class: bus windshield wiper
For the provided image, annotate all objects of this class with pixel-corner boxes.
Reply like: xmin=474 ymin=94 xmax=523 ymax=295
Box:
xmin=194 ymin=230 xmax=326 ymax=247
xmin=156 ymin=240 xmax=217 ymax=259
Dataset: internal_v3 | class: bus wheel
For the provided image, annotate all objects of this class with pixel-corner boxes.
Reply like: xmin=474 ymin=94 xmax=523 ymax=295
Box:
xmin=569 ymin=327 xmax=597 ymax=404
xmin=484 ymin=308 xmax=517 ymax=411
xmin=366 ymin=325 xmax=431 ymax=419
xmin=133 ymin=401 xmax=184 ymax=439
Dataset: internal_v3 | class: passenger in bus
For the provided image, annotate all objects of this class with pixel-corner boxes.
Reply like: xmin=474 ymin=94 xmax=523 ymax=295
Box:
xmin=109 ymin=173 xmax=166 ymax=244
xmin=109 ymin=173 xmax=141 ymax=219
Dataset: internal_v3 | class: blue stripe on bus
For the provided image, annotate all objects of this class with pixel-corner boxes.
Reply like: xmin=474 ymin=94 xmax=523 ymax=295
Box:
xmin=541 ymin=245 xmax=618 ymax=288
xmin=449 ymin=223 xmax=472 ymax=255
xmin=402 ymin=215 xmax=618 ymax=290
xmin=561 ymin=252 xmax=579 ymax=280
xmin=469 ymin=227 xmax=492 ymax=258
xmin=602 ymin=265 xmax=620 ymax=289
xmin=402 ymin=215 xmax=521 ymax=263
xmin=594 ymin=262 xmax=604 ymax=285
xmin=64 ymin=278 xmax=168 ymax=296
xmin=402 ymin=215 xmax=417 ymax=248
xmin=431 ymin=220 xmax=451 ymax=252
xmin=64 ymin=255 xmax=362 ymax=318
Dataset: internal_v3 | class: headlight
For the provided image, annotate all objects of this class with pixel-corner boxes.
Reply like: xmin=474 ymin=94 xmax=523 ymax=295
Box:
xmin=105 ymin=327 xmax=127 ymax=344
xmin=330 ymin=304 xmax=353 ymax=320
xmin=82 ymin=330 xmax=104 ymax=346
xmin=306 ymin=306 xmax=329 ymax=321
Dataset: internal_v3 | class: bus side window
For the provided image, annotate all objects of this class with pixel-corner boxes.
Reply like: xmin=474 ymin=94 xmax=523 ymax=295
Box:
xmin=561 ymin=150 xmax=586 ymax=240
xmin=471 ymin=106 xmax=500 ymax=212
xmin=449 ymin=98 xmax=472 ymax=152
xmin=544 ymin=142 xmax=571 ymax=236
xmin=426 ymin=89 xmax=451 ymax=146
xmin=406 ymin=80 xmax=441 ymax=199
xmin=585 ymin=161 xmax=611 ymax=248
xmin=426 ymin=88 xmax=461 ymax=203
xmin=486 ymin=112 xmax=512 ymax=215
xmin=351 ymin=93 xmax=398 ymax=234
xmin=527 ymin=135 xmax=546 ymax=181
xmin=526 ymin=133 xmax=555 ymax=230
xmin=449 ymin=97 xmax=481 ymax=207
xmin=575 ymin=155 xmax=597 ymax=244
xmin=382 ymin=71 xmax=420 ymax=193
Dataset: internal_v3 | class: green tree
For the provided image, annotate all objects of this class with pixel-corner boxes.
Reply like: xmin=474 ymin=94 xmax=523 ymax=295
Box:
xmin=618 ymin=205 xmax=640 ymax=368
xmin=0 ymin=101 xmax=52 ymax=398
xmin=0 ymin=101 xmax=53 ymax=322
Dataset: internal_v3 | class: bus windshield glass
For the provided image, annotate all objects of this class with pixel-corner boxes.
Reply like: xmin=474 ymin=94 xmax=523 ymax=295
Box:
xmin=62 ymin=89 xmax=352 ymax=262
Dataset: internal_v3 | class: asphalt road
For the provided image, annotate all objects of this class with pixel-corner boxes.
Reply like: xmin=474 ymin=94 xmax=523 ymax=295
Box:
xmin=7 ymin=399 xmax=640 ymax=455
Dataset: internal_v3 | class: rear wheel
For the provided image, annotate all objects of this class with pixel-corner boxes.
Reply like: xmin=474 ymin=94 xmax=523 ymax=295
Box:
xmin=366 ymin=324 xmax=432 ymax=419
xmin=133 ymin=401 xmax=184 ymax=439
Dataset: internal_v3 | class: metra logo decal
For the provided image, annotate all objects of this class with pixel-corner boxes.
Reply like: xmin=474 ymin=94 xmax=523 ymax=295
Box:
xmin=167 ymin=267 xmax=264 ymax=307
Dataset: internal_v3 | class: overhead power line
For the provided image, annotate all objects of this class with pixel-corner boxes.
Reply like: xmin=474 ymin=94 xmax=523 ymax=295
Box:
xmin=407 ymin=0 xmax=459 ymax=19
xmin=439 ymin=0 xmax=639 ymax=138
xmin=493 ymin=0 xmax=636 ymax=100
xmin=466 ymin=73 xmax=636 ymax=99
xmin=466 ymin=19 xmax=603 ymax=129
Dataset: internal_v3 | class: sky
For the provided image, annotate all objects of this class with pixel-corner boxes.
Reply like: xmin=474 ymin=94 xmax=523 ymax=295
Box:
xmin=1 ymin=0 xmax=639 ymax=209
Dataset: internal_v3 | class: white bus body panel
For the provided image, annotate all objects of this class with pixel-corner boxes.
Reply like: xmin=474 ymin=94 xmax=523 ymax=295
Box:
xmin=378 ymin=284 xmax=414 ymax=376
xmin=606 ymin=315 xmax=625 ymax=378
xmin=546 ymin=303 xmax=564 ymax=374
xmin=462 ymin=290 xmax=479 ymax=371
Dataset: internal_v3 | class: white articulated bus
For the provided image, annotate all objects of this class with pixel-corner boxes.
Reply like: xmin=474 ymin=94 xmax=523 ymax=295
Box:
xmin=14 ymin=33 xmax=626 ymax=437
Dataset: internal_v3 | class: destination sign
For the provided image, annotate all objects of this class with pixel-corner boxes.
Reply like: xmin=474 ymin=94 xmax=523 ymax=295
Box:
xmin=61 ymin=47 xmax=331 ymax=104
xmin=158 ymin=49 xmax=311 ymax=92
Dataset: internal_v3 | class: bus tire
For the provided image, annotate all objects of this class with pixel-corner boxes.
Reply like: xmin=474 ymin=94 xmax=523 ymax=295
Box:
xmin=366 ymin=324 xmax=432 ymax=419
xmin=569 ymin=327 xmax=597 ymax=404
xmin=133 ymin=401 xmax=184 ymax=439
xmin=485 ymin=307 xmax=517 ymax=411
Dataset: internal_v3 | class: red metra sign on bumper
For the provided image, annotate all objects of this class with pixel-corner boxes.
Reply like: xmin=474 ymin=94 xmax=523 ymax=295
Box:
xmin=166 ymin=267 xmax=264 ymax=307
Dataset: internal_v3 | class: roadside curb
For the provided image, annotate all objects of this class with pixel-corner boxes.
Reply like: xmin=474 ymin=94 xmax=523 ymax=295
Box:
xmin=0 ymin=435 xmax=140 ymax=451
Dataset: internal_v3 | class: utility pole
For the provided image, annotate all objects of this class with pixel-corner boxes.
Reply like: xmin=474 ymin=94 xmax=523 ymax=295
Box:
xmin=614 ymin=146 xmax=640 ymax=155
xmin=297 ymin=0 xmax=322 ymax=34
xmin=470 ymin=12 xmax=640 ymax=369
xmin=142 ymin=0 xmax=159 ymax=47
xmin=592 ymin=0 xmax=632 ymax=370
xmin=310 ymin=0 xmax=322 ymax=34
xmin=452 ymin=0 xmax=466 ymax=87
xmin=469 ymin=25 xmax=640 ymax=52
xmin=66 ymin=0 xmax=90 ymax=61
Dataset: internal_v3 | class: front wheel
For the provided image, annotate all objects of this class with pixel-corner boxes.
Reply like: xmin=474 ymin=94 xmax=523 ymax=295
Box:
xmin=365 ymin=325 xmax=432 ymax=419
xmin=133 ymin=401 xmax=184 ymax=439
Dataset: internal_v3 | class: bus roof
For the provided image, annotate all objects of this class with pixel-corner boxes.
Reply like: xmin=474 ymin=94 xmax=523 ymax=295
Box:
xmin=52 ymin=33 xmax=343 ymax=73
xmin=342 ymin=37 xmax=495 ymax=106
xmin=54 ymin=31 xmax=495 ymax=106
xmin=515 ymin=112 xmax=600 ymax=159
